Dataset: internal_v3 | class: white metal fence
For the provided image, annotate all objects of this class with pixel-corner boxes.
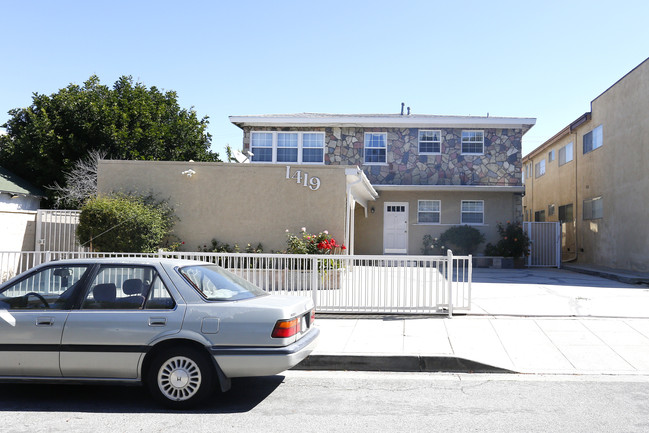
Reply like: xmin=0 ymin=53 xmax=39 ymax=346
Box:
xmin=0 ymin=250 xmax=472 ymax=316
xmin=524 ymin=222 xmax=561 ymax=268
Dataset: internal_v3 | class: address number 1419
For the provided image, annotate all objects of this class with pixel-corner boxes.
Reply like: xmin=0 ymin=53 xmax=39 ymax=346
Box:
xmin=285 ymin=166 xmax=321 ymax=191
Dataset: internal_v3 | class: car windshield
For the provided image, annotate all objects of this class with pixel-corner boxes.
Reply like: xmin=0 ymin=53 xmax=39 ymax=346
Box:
xmin=178 ymin=264 xmax=268 ymax=301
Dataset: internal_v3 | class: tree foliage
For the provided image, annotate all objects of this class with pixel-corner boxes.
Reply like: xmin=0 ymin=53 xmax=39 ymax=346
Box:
xmin=0 ymin=75 xmax=219 ymax=200
xmin=77 ymin=193 xmax=177 ymax=253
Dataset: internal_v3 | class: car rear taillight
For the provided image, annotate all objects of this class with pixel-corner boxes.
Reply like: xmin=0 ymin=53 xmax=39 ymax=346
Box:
xmin=272 ymin=317 xmax=301 ymax=338
xmin=310 ymin=309 xmax=315 ymax=325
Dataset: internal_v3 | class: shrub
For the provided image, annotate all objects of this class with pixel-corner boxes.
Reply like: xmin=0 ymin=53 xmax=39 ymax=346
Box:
xmin=423 ymin=225 xmax=485 ymax=255
xmin=285 ymin=228 xmax=345 ymax=255
xmin=78 ymin=193 xmax=177 ymax=253
xmin=484 ymin=221 xmax=530 ymax=257
xmin=198 ymin=239 xmax=263 ymax=253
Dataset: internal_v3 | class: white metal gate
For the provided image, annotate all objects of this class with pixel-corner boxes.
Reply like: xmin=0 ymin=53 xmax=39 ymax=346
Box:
xmin=524 ymin=222 xmax=560 ymax=268
xmin=35 ymin=210 xmax=85 ymax=252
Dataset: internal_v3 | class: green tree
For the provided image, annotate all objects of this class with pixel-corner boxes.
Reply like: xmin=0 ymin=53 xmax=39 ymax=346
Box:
xmin=0 ymin=75 xmax=220 ymax=202
xmin=77 ymin=193 xmax=177 ymax=253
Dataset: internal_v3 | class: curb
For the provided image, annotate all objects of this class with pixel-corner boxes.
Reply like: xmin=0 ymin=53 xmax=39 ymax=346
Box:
xmin=562 ymin=264 xmax=649 ymax=285
xmin=292 ymin=354 xmax=513 ymax=374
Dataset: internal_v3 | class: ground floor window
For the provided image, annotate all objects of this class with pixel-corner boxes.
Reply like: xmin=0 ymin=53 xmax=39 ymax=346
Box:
xmin=558 ymin=203 xmax=573 ymax=222
xmin=417 ymin=200 xmax=440 ymax=223
xmin=460 ymin=200 xmax=483 ymax=224
xmin=583 ymin=197 xmax=603 ymax=220
xmin=535 ymin=210 xmax=546 ymax=222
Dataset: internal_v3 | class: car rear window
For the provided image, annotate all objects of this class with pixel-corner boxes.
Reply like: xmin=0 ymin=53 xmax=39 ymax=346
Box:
xmin=178 ymin=265 xmax=268 ymax=301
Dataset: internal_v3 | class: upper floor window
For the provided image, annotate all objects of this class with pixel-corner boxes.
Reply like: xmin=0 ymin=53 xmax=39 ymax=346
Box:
xmin=418 ymin=200 xmax=441 ymax=223
xmin=302 ymin=133 xmax=325 ymax=163
xmin=548 ymin=150 xmax=555 ymax=162
xmin=583 ymin=125 xmax=603 ymax=155
xmin=559 ymin=142 xmax=573 ymax=166
xmin=364 ymin=133 xmax=387 ymax=164
xmin=461 ymin=200 xmax=484 ymax=224
xmin=461 ymin=130 xmax=484 ymax=154
xmin=250 ymin=131 xmax=325 ymax=164
xmin=250 ymin=132 xmax=273 ymax=162
xmin=277 ymin=132 xmax=298 ymax=162
xmin=418 ymin=130 xmax=441 ymax=154
xmin=535 ymin=159 xmax=546 ymax=178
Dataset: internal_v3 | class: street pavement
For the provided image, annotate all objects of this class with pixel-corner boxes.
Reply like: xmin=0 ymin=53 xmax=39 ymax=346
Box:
xmin=298 ymin=267 xmax=649 ymax=375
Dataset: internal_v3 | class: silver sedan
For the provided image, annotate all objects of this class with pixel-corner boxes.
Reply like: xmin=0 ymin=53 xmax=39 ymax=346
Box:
xmin=0 ymin=258 xmax=319 ymax=408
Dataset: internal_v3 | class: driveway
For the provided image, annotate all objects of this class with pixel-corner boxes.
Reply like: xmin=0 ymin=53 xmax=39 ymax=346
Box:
xmin=469 ymin=268 xmax=649 ymax=318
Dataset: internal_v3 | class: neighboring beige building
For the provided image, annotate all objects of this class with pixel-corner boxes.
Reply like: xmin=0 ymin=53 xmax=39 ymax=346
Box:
xmin=522 ymin=57 xmax=649 ymax=272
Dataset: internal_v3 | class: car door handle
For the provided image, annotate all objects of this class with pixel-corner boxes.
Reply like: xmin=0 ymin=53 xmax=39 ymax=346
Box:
xmin=149 ymin=317 xmax=167 ymax=327
xmin=36 ymin=316 xmax=54 ymax=326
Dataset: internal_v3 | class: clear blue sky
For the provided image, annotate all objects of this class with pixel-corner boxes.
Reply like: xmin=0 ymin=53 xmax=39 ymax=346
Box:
xmin=1 ymin=0 xmax=647 ymax=159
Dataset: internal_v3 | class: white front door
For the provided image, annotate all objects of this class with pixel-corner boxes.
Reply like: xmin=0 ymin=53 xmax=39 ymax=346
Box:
xmin=383 ymin=202 xmax=408 ymax=254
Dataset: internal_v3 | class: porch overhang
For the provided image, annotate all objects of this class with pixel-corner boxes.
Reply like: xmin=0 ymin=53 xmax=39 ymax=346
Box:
xmin=345 ymin=167 xmax=378 ymax=210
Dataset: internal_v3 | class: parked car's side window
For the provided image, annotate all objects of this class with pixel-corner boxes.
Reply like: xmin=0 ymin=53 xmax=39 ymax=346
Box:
xmin=0 ymin=265 xmax=91 ymax=310
xmin=81 ymin=266 xmax=175 ymax=310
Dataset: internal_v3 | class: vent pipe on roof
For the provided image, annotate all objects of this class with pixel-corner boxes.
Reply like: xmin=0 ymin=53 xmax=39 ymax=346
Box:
xmin=407 ymin=107 xmax=411 ymax=115
xmin=400 ymin=102 xmax=405 ymax=115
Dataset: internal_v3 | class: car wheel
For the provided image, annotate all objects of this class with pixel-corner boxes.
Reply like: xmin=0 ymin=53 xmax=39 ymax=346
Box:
xmin=146 ymin=347 xmax=215 ymax=409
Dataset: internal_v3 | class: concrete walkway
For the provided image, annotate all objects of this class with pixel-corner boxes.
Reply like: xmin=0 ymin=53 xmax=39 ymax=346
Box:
xmin=298 ymin=268 xmax=649 ymax=375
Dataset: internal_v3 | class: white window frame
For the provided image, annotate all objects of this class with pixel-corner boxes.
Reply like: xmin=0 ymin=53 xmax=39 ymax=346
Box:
xmin=276 ymin=132 xmax=299 ymax=163
xmin=559 ymin=142 xmax=573 ymax=166
xmin=418 ymin=130 xmax=441 ymax=154
xmin=461 ymin=200 xmax=484 ymax=225
xmin=461 ymin=130 xmax=484 ymax=155
xmin=250 ymin=131 xmax=325 ymax=164
xmin=364 ymin=132 xmax=388 ymax=165
xmin=417 ymin=200 xmax=441 ymax=224
xmin=250 ymin=132 xmax=274 ymax=162
xmin=535 ymin=159 xmax=546 ymax=178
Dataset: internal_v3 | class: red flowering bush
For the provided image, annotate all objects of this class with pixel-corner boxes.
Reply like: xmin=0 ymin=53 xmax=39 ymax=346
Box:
xmin=286 ymin=228 xmax=346 ymax=254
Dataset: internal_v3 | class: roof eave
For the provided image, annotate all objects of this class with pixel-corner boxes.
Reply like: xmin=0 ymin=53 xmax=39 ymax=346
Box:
xmin=229 ymin=115 xmax=536 ymax=133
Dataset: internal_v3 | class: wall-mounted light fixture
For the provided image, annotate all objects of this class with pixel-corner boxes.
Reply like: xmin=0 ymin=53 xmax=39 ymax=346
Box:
xmin=370 ymin=207 xmax=375 ymax=214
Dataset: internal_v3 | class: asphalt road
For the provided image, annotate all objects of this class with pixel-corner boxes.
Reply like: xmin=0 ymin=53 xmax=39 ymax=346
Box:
xmin=1 ymin=372 xmax=648 ymax=432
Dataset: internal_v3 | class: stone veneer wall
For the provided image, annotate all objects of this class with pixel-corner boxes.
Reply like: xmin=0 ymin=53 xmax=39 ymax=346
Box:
xmin=241 ymin=126 xmax=522 ymax=186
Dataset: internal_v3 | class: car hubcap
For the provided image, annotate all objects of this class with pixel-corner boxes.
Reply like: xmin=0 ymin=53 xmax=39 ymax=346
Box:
xmin=158 ymin=356 xmax=202 ymax=401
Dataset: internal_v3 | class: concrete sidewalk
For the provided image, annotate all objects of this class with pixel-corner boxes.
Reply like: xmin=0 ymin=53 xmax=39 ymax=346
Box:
xmin=297 ymin=268 xmax=649 ymax=375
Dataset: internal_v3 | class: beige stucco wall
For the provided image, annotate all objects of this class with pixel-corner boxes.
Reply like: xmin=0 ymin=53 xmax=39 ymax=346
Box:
xmin=523 ymin=58 xmax=649 ymax=271
xmin=0 ymin=210 xmax=37 ymax=251
xmin=579 ymin=59 xmax=649 ymax=271
xmin=354 ymin=190 xmax=521 ymax=255
xmin=98 ymin=161 xmax=348 ymax=253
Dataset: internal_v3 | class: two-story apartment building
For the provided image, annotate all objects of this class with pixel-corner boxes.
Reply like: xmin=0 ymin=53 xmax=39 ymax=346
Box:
xmin=98 ymin=112 xmax=535 ymax=255
xmin=523 ymin=57 xmax=649 ymax=272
